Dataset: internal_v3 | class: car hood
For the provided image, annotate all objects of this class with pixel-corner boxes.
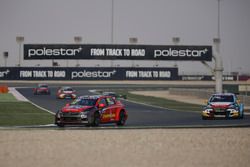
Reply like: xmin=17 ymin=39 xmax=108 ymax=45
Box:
xmin=209 ymin=102 xmax=232 ymax=109
xmin=62 ymin=105 xmax=93 ymax=112
xmin=38 ymin=88 xmax=48 ymax=90
xmin=62 ymin=91 xmax=74 ymax=94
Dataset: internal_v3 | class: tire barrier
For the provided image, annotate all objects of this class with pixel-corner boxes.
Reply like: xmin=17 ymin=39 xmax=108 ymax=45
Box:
xmin=0 ymin=85 xmax=8 ymax=93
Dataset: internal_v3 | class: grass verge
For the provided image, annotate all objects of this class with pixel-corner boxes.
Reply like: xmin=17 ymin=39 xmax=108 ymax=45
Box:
xmin=0 ymin=93 xmax=54 ymax=126
xmin=115 ymin=90 xmax=203 ymax=112
xmin=0 ymin=93 xmax=18 ymax=102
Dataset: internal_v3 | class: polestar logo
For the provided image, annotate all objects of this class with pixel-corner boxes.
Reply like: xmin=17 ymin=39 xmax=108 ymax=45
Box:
xmin=71 ymin=70 xmax=117 ymax=79
xmin=154 ymin=48 xmax=209 ymax=58
xmin=28 ymin=47 xmax=83 ymax=57
xmin=0 ymin=69 xmax=10 ymax=78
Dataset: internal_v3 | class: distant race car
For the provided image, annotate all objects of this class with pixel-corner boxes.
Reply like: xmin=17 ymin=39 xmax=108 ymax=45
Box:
xmin=55 ymin=95 xmax=128 ymax=127
xmin=33 ymin=84 xmax=50 ymax=95
xmin=56 ymin=86 xmax=77 ymax=99
xmin=202 ymin=93 xmax=244 ymax=120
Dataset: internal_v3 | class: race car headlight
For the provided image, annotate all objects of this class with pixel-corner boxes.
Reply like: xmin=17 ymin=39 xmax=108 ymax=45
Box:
xmin=80 ymin=112 xmax=88 ymax=119
xmin=229 ymin=104 xmax=236 ymax=108
xmin=227 ymin=109 xmax=238 ymax=113
xmin=203 ymin=109 xmax=213 ymax=113
xmin=56 ymin=111 xmax=63 ymax=118
xmin=59 ymin=94 xmax=65 ymax=97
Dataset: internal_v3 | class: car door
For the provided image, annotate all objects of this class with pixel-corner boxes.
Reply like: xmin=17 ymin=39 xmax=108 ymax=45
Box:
xmin=106 ymin=97 xmax=117 ymax=121
xmin=98 ymin=98 xmax=111 ymax=123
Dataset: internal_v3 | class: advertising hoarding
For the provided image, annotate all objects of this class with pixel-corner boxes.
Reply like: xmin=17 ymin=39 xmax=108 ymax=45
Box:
xmin=24 ymin=44 xmax=212 ymax=61
xmin=0 ymin=67 xmax=179 ymax=80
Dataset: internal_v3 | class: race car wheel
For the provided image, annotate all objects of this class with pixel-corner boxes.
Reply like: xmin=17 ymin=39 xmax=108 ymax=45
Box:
xmin=91 ymin=112 xmax=100 ymax=127
xmin=117 ymin=111 xmax=126 ymax=126
xmin=239 ymin=110 xmax=244 ymax=119
xmin=225 ymin=112 xmax=230 ymax=119
xmin=202 ymin=116 xmax=207 ymax=120
xmin=57 ymin=123 xmax=65 ymax=127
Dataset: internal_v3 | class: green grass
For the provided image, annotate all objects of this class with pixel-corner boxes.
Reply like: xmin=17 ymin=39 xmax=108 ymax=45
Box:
xmin=0 ymin=93 xmax=54 ymax=126
xmin=0 ymin=93 xmax=18 ymax=102
xmin=116 ymin=90 xmax=203 ymax=112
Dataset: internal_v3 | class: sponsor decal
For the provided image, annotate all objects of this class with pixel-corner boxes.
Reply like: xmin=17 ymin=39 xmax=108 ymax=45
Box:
xmin=212 ymin=76 xmax=235 ymax=81
xmin=71 ymin=70 xmax=117 ymax=79
xmin=154 ymin=48 xmax=209 ymax=58
xmin=0 ymin=69 xmax=10 ymax=78
xmin=0 ymin=67 xmax=178 ymax=80
xmin=24 ymin=44 xmax=212 ymax=61
xmin=125 ymin=70 xmax=172 ymax=79
xmin=90 ymin=48 xmax=145 ymax=57
xmin=27 ymin=47 xmax=82 ymax=58
xmin=102 ymin=113 xmax=116 ymax=119
xmin=19 ymin=70 xmax=66 ymax=78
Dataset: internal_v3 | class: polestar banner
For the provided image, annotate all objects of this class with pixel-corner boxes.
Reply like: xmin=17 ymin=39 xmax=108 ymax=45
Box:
xmin=24 ymin=44 xmax=212 ymax=61
xmin=0 ymin=67 xmax=178 ymax=80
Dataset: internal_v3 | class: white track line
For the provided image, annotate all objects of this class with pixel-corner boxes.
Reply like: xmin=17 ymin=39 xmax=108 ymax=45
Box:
xmin=10 ymin=87 xmax=55 ymax=115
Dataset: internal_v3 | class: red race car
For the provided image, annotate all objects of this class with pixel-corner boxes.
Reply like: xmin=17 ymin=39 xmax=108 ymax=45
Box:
xmin=56 ymin=86 xmax=77 ymax=99
xmin=33 ymin=84 xmax=50 ymax=95
xmin=55 ymin=95 xmax=128 ymax=127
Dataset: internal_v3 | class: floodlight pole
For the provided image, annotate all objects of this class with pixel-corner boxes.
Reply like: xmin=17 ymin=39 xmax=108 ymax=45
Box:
xmin=172 ymin=37 xmax=180 ymax=68
xmin=202 ymin=0 xmax=223 ymax=93
xmin=74 ymin=36 xmax=82 ymax=67
xmin=16 ymin=36 xmax=24 ymax=67
xmin=214 ymin=0 xmax=223 ymax=93
xmin=111 ymin=0 xmax=114 ymax=44
xmin=3 ymin=52 xmax=8 ymax=67
xmin=129 ymin=37 xmax=138 ymax=67
xmin=214 ymin=38 xmax=223 ymax=93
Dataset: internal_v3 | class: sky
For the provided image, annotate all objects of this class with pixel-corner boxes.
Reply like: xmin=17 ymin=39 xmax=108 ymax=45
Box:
xmin=0 ymin=0 xmax=249 ymax=75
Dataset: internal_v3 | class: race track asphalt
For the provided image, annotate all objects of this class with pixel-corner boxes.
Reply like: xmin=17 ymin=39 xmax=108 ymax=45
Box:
xmin=17 ymin=86 xmax=250 ymax=127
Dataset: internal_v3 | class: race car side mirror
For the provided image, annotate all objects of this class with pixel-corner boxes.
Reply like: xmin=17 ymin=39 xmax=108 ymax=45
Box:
xmin=98 ymin=103 xmax=105 ymax=108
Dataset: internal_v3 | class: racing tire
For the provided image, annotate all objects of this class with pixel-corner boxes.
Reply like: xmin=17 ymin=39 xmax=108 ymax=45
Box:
xmin=90 ymin=112 xmax=100 ymax=127
xmin=225 ymin=112 xmax=230 ymax=119
xmin=239 ymin=111 xmax=244 ymax=119
xmin=202 ymin=116 xmax=207 ymax=120
xmin=117 ymin=111 xmax=126 ymax=126
xmin=57 ymin=123 xmax=65 ymax=127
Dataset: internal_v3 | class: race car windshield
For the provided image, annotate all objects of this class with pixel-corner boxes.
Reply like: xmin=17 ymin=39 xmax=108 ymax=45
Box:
xmin=103 ymin=92 xmax=116 ymax=96
xmin=63 ymin=87 xmax=73 ymax=91
xmin=71 ymin=98 xmax=97 ymax=106
xmin=210 ymin=95 xmax=234 ymax=103
xmin=39 ymin=84 xmax=48 ymax=88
